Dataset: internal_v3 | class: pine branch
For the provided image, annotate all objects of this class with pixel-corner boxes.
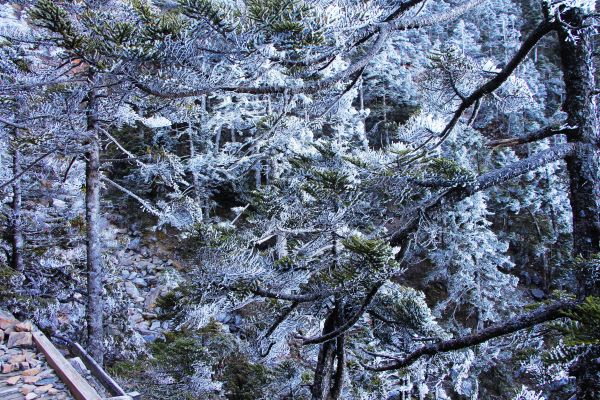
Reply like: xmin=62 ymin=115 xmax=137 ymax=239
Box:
xmin=135 ymin=0 xmax=484 ymax=99
xmin=0 ymin=116 xmax=29 ymax=130
xmin=250 ymin=286 xmax=334 ymax=303
xmin=437 ymin=19 xmax=555 ymax=146
xmin=363 ymin=300 xmax=579 ymax=371
xmin=390 ymin=143 xmax=576 ymax=246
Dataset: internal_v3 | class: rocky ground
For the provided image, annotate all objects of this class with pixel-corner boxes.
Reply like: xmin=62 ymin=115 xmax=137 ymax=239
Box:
xmin=0 ymin=315 xmax=71 ymax=400
xmin=106 ymin=226 xmax=184 ymax=345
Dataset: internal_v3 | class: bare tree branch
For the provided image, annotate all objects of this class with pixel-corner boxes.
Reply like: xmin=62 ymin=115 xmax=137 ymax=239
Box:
xmin=488 ymin=125 xmax=577 ymax=147
xmin=0 ymin=116 xmax=29 ymax=130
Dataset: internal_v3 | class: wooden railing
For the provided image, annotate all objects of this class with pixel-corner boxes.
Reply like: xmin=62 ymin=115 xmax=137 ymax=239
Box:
xmin=31 ymin=328 xmax=140 ymax=400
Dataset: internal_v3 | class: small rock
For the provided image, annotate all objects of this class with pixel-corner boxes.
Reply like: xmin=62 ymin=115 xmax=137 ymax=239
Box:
xmin=9 ymin=354 xmax=26 ymax=364
xmin=37 ymin=368 xmax=55 ymax=379
xmin=0 ymin=329 xmax=4 ymax=343
xmin=2 ymin=362 xmax=16 ymax=373
xmin=133 ymin=278 xmax=147 ymax=287
xmin=150 ymin=321 xmax=161 ymax=331
xmin=0 ymin=319 xmax=17 ymax=331
xmin=20 ymin=361 xmax=30 ymax=370
xmin=22 ymin=367 xmax=41 ymax=376
xmin=129 ymin=314 xmax=144 ymax=324
xmin=136 ymin=321 xmax=149 ymax=330
xmin=15 ymin=321 xmax=33 ymax=332
xmin=34 ymin=384 xmax=53 ymax=394
xmin=121 ymin=269 xmax=130 ymax=278
xmin=28 ymin=359 xmax=41 ymax=367
xmin=35 ymin=376 xmax=58 ymax=386
xmin=6 ymin=375 xmax=21 ymax=385
xmin=51 ymin=198 xmax=67 ymax=209
xmin=124 ymin=281 xmax=140 ymax=298
xmin=7 ymin=332 xmax=33 ymax=348
xmin=531 ymin=288 xmax=546 ymax=300
xmin=48 ymin=387 xmax=59 ymax=395
xmin=25 ymin=393 xmax=38 ymax=400
xmin=21 ymin=384 xmax=35 ymax=394
xmin=23 ymin=375 xmax=40 ymax=384
xmin=142 ymin=312 xmax=157 ymax=320
xmin=0 ymin=311 xmax=17 ymax=330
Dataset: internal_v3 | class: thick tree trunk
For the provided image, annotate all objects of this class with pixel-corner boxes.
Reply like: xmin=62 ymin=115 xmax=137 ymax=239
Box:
xmin=557 ymin=7 xmax=600 ymax=399
xmin=85 ymin=79 xmax=104 ymax=365
xmin=557 ymin=7 xmax=600 ymax=267
xmin=11 ymin=140 xmax=24 ymax=272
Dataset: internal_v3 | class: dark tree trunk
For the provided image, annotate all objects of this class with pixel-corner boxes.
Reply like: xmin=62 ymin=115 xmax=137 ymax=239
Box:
xmin=557 ymin=7 xmax=600 ymax=268
xmin=311 ymin=310 xmax=337 ymax=400
xmin=11 ymin=139 xmax=24 ymax=272
xmin=85 ymin=77 xmax=104 ymax=365
xmin=557 ymin=7 xmax=600 ymax=399
xmin=329 ymin=334 xmax=346 ymax=400
xmin=311 ymin=301 xmax=347 ymax=400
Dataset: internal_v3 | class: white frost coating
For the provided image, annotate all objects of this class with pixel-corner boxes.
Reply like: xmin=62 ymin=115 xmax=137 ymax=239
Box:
xmin=142 ymin=115 xmax=172 ymax=128
xmin=115 ymin=104 xmax=171 ymax=128
xmin=0 ymin=4 xmax=29 ymax=35
xmin=513 ymin=386 xmax=546 ymax=400
xmin=180 ymin=301 xmax=227 ymax=330
xmin=546 ymin=0 xmax=595 ymax=12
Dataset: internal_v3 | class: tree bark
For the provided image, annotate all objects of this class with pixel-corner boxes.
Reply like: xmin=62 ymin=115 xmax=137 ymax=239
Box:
xmin=557 ymin=7 xmax=600 ymax=398
xmin=85 ymin=75 xmax=104 ymax=365
xmin=557 ymin=7 xmax=600 ymax=267
xmin=11 ymin=136 xmax=24 ymax=272
xmin=311 ymin=309 xmax=338 ymax=400
xmin=329 ymin=334 xmax=346 ymax=400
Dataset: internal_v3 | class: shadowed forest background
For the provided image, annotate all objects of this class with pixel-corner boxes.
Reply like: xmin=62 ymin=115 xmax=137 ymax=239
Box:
xmin=0 ymin=0 xmax=599 ymax=399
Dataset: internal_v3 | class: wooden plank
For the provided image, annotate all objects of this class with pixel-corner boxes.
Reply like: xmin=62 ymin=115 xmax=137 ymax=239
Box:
xmin=32 ymin=330 xmax=102 ymax=400
xmin=69 ymin=342 xmax=128 ymax=398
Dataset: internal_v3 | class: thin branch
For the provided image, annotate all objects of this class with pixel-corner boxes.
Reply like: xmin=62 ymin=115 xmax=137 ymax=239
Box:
xmin=299 ymin=283 xmax=383 ymax=345
xmin=437 ymin=19 xmax=555 ymax=146
xmin=0 ymin=149 xmax=56 ymax=192
xmin=251 ymin=287 xmax=334 ymax=303
xmin=488 ymin=125 xmax=577 ymax=148
xmin=101 ymin=176 xmax=161 ymax=216
xmin=0 ymin=116 xmax=29 ymax=130
xmin=263 ymin=302 xmax=299 ymax=339
xmin=363 ymin=300 xmax=578 ymax=371
xmin=98 ymin=127 xmax=146 ymax=167
xmin=390 ymin=143 xmax=575 ymax=246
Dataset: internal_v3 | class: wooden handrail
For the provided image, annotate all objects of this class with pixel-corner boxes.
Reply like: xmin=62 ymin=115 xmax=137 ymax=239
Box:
xmin=69 ymin=342 xmax=141 ymax=400
xmin=32 ymin=330 xmax=103 ymax=400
